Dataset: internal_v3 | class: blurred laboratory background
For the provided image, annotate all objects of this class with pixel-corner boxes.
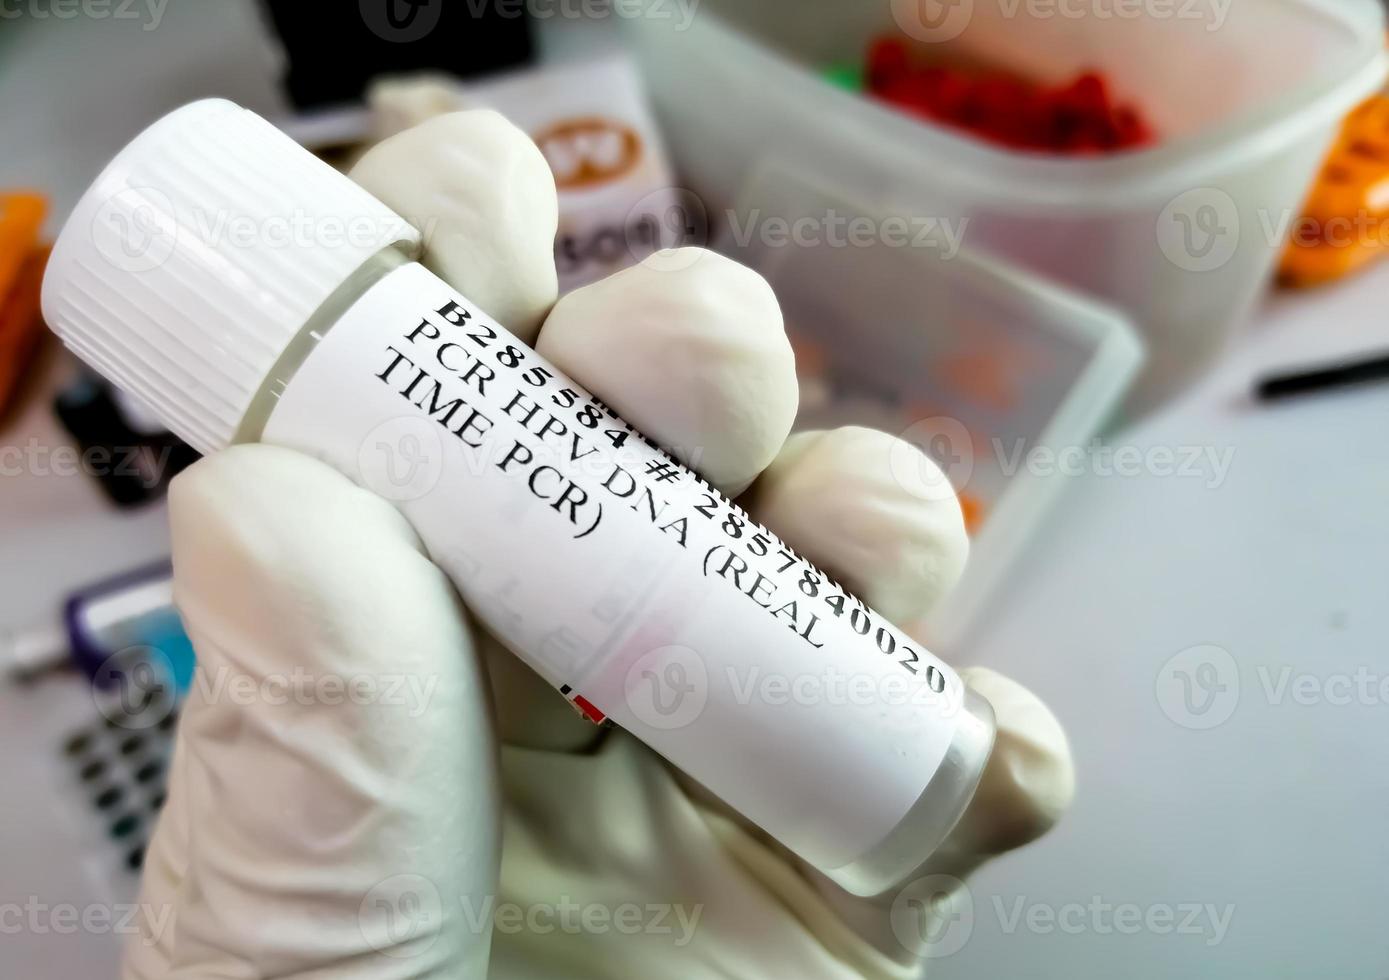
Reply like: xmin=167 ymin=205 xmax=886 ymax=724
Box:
xmin=1 ymin=0 xmax=1387 ymax=976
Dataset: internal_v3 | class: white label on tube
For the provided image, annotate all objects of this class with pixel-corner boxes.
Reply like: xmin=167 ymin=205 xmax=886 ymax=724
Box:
xmin=262 ymin=261 xmax=962 ymax=869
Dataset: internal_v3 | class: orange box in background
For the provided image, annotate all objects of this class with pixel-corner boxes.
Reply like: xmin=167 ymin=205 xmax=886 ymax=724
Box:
xmin=1280 ymin=96 xmax=1389 ymax=288
xmin=0 ymin=193 xmax=46 ymax=297
xmin=0 ymin=192 xmax=49 ymax=414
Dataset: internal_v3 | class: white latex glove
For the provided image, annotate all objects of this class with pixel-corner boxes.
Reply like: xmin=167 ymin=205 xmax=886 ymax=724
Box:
xmin=124 ymin=111 xmax=1075 ymax=980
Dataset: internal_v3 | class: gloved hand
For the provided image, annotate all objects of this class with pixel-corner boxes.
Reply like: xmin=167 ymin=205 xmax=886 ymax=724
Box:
xmin=123 ymin=110 xmax=1075 ymax=980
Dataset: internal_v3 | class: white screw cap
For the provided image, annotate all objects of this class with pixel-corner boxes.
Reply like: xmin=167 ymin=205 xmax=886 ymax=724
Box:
xmin=42 ymin=99 xmax=421 ymax=454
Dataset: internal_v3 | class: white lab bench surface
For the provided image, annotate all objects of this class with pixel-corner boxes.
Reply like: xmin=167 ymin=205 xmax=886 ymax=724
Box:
xmin=936 ymin=268 xmax=1389 ymax=979
xmin=1 ymin=2 xmax=1387 ymax=977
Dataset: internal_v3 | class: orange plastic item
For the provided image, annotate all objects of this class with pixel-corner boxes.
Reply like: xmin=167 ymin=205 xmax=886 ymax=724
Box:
xmin=0 ymin=193 xmax=46 ymax=301
xmin=0 ymin=244 xmax=50 ymax=414
xmin=1279 ymin=96 xmax=1389 ymax=287
xmin=957 ymin=491 xmax=985 ymax=535
xmin=0 ymin=193 xmax=48 ymax=413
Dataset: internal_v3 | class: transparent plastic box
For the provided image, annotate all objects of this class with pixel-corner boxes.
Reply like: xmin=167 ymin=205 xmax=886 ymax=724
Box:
xmin=723 ymin=164 xmax=1142 ymax=644
xmin=627 ymin=0 xmax=1386 ymax=413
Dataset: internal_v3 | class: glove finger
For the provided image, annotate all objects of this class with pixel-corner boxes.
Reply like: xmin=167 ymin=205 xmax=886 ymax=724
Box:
xmin=940 ymin=667 xmax=1076 ymax=861
xmin=126 ymin=444 xmax=498 ymax=979
xmin=742 ymin=426 xmax=970 ymax=626
xmin=535 ymin=247 xmax=799 ymax=497
xmin=349 ymin=109 xmax=559 ymax=345
xmin=481 ymin=248 xmax=796 ymax=740
xmin=122 ymin=718 xmax=192 ymax=976
xmin=811 ymin=668 xmax=1075 ymax=964
xmin=731 ymin=427 xmax=1073 ymax=960
xmin=479 ymin=630 xmax=603 ymax=753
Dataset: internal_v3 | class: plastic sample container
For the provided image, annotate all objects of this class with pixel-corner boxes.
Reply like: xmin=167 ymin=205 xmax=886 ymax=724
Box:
xmin=723 ymin=164 xmax=1142 ymax=644
xmin=626 ymin=0 xmax=1386 ymax=413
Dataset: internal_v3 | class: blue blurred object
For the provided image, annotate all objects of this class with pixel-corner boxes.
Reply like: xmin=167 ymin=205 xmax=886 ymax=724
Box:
xmin=63 ymin=562 xmax=194 ymax=694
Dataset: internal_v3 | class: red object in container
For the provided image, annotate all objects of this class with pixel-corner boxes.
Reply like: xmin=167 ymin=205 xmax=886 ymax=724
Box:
xmin=864 ymin=39 xmax=1156 ymax=155
xmin=867 ymin=35 xmax=911 ymax=89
